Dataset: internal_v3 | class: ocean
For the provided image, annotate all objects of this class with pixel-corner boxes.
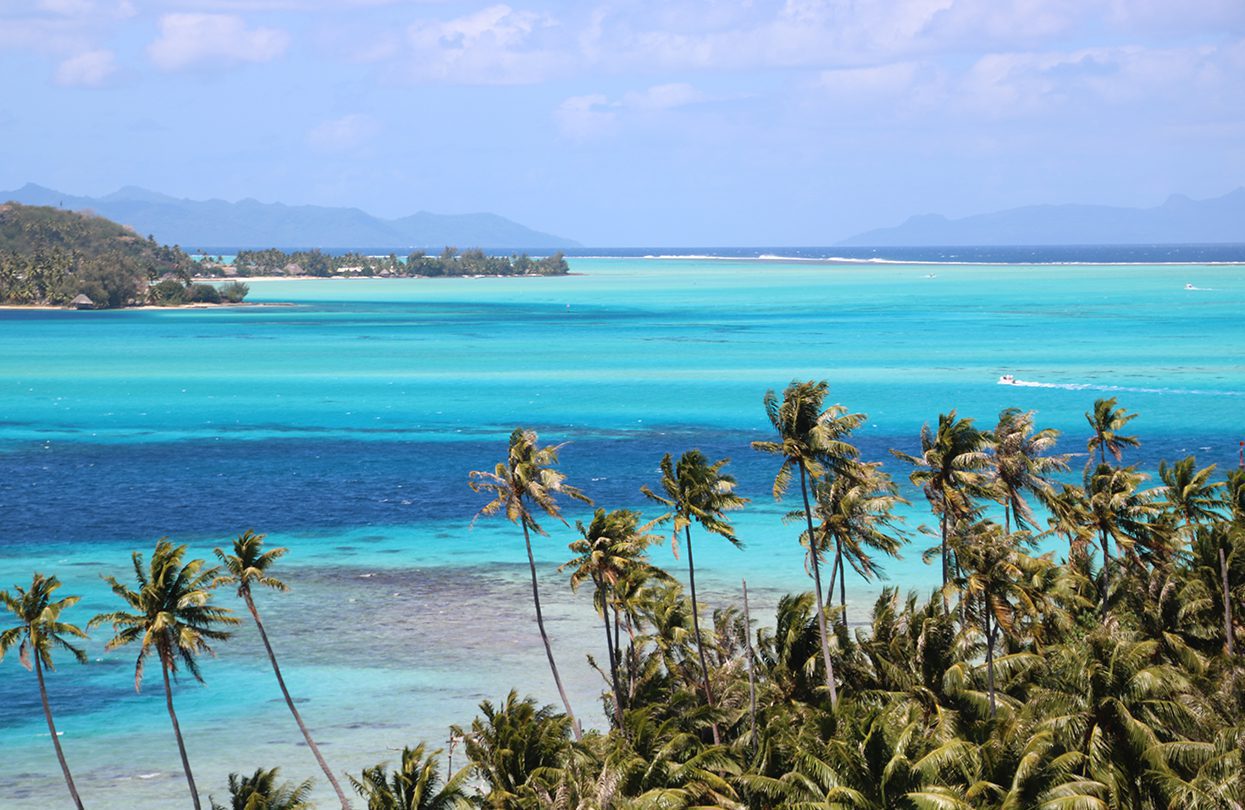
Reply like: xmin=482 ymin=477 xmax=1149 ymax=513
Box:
xmin=2 ymin=253 xmax=1243 ymax=807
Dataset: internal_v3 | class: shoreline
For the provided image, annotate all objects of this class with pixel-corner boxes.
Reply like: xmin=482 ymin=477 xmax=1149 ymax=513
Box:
xmin=0 ymin=301 xmax=294 ymax=311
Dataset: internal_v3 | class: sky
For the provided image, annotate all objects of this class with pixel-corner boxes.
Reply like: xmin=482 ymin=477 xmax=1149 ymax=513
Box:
xmin=1 ymin=0 xmax=1243 ymax=246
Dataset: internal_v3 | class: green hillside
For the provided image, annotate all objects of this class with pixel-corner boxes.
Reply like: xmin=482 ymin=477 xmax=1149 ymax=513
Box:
xmin=0 ymin=203 xmax=196 ymax=308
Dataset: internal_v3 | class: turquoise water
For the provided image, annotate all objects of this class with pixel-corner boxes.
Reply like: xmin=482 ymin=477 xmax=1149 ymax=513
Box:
xmin=2 ymin=258 xmax=1244 ymax=807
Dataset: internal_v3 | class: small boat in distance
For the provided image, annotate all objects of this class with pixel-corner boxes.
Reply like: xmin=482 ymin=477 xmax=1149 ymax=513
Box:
xmin=1185 ymin=283 xmax=1196 ymax=290
xmin=998 ymin=374 xmax=1016 ymax=385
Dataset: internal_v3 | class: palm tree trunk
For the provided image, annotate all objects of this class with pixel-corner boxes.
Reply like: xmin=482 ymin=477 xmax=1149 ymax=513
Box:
xmin=34 ymin=653 xmax=84 ymax=810
xmin=984 ymin=593 xmax=996 ymax=717
xmin=1221 ymin=546 xmax=1235 ymax=656
xmin=837 ymin=546 xmax=848 ymax=627
xmin=243 ymin=590 xmax=352 ymax=810
xmin=742 ymin=579 xmax=758 ymax=758
xmin=940 ymin=507 xmax=949 ymax=590
xmin=1102 ymin=527 xmax=1113 ymax=618
xmin=521 ymin=521 xmax=581 ymax=741
xmin=800 ymin=462 xmax=839 ymax=707
xmin=600 ymin=586 xmax=624 ymax=727
xmin=161 ymin=654 xmax=202 ymax=810
xmin=685 ymin=524 xmax=721 ymax=745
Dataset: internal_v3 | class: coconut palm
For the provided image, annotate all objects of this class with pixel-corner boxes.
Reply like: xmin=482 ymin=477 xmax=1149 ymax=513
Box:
xmin=956 ymin=522 xmax=1048 ymax=716
xmin=349 ymin=743 xmax=469 ymax=810
xmin=641 ymin=450 xmax=748 ymax=730
xmin=453 ymin=690 xmax=573 ymax=807
xmin=753 ymin=379 xmax=865 ymax=706
xmin=891 ymin=410 xmax=992 ymax=591
xmin=1083 ymin=464 xmax=1160 ymax=617
xmin=0 ymin=573 xmax=89 ymax=810
xmin=1157 ymin=456 xmax=1223 ymax=537
xmin=468 ymin=428 xmax=591 ymax=741
xmin=89 ymin=539 xmax=239 ymax=810
xmin=987 ymin=408 xmax=1069 ymax=534
xmin=561 ymin=507 xmax=662 ymax=726
xmin=210 ymin=768 xmax=315 ymax=810
xmin=1189 ymin=524 xmax=1243 ymax=656
xmin=1085 ymin=397 xmax=1139 ymax=467
xmin=214 ymin=530 xmax=351 ymax=809
xmin=803 ymin=460 xmax=905 ymax=627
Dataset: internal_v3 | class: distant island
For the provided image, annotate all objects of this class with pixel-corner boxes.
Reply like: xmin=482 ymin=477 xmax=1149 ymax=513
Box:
xmin=0 ymin=204 xmax=570 ymax=310
xmin=1 ymin=183 xmax=580 ymax=250
xmin=205 ymin=247 xmax=570 ymax=279
xmin=0 ymin=203 xmax=247 ymax=309
xmin=841 ymin=187 xmax=1245 ymax=246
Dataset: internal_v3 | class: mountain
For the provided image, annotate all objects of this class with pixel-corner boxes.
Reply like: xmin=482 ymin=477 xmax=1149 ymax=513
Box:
xmin=0 ymin=184 xmax=579 ymax=250
xmin=840 ymin=188 xmax=1245 ymax=246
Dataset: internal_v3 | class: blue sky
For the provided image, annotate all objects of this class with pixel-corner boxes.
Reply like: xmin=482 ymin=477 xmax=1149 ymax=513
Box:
xmin=2 ymin=1 xmax=1243 ymax=245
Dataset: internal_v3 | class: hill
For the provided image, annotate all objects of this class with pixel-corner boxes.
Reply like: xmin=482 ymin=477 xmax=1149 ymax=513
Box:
xmin=0 ymin=203 xmax=201 ymax=308
xmin=840 ymin=188 xmax=1245 ymax=246
xmin=2 ymin=183 xmax=580 ymax=250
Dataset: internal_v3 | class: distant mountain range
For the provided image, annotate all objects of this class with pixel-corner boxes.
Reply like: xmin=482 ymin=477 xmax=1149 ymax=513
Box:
xmin=840 ymin=188 xmax=1245 ymax=246
xmin=0 ymin=183 xmax=579 ymax=250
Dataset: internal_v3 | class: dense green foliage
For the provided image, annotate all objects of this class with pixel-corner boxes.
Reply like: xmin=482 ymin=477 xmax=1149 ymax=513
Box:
xmin=225 ymin=247 xmax=569 ymax=278
xmin=0 ymin=203 xmax=198 ymax=307
xmin=11 ymin=388 xmax=1245 ymax=809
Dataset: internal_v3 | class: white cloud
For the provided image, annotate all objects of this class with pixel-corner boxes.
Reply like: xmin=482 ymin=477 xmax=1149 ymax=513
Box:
xmin=54 ymin=48 xmax=117 ymax=86
xmin=307 ymin=113 xmax=380 ymax=151
xmin=148 ymin=13 xmax=290 ymax=71
xmin=401 ymin=4 xmax=561 ymax=84
xmin=555 ymin=82 xmax=708 ymax=139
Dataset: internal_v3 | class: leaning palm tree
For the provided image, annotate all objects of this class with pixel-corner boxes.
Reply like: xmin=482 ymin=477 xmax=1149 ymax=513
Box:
xmin=469 ymin=428 xmax=591 ymax=740
xmin=752 ymin=380 xmax=864 ymax=706
xmin=988 ymin=408 xmax=1068 ymax=534
xmin=349 ymin=743 xmax=469 ymax=810
xmin=561 ymin=507 xmax=662 ymax=726
xmin=642 ymin=450 xmax=748 ymax=730
xmin=214 ymin=530 xmax=352 ymax=810
xmin=0 ymin=573 xmax=89 ymax=810
xmin=210 ymin=768 xmax=315 ymax=810
xmin=1085 ymin=397 xmax=1139 ymax=467
xmin=891 ymin=410 xmax=992 ymax=591
xmin=90 ymin=539 xmax=239 ymax=810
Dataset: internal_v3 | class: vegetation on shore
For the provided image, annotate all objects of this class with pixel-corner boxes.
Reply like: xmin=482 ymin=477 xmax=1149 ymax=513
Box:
xmin=0 ymin=203 xmax=247 ymax=309
xmin=4 ymin=387 xmax=1244 ymax=809
xmin=216 ymin=247 xmax=570 ymax=278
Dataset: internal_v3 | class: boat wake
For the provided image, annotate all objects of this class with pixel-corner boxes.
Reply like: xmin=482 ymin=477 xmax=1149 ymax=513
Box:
xmin=999 ymin=377 xmax=1243 ymax=397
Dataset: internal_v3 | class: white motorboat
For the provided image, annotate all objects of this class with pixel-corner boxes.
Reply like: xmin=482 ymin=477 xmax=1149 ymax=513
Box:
xmin=998 ymin=374 xmax=1016 ymax=385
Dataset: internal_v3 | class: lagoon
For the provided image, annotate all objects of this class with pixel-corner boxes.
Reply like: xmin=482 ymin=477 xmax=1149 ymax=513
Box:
xmin=1 ymin=257 xmax=1243 ymax=807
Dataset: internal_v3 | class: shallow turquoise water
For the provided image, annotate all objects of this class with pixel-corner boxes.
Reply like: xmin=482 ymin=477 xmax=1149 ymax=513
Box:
xmin=1 ymin=258 xmax=1243 ymax=807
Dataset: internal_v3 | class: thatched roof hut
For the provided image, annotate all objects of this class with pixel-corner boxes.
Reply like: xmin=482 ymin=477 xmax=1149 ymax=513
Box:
xmin=69 ymin=294 xmax=96 ymax=310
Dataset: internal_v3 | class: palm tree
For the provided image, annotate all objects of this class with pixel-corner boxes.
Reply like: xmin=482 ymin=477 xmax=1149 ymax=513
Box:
xmin=988 ymin=408 xmax=1068 ymax=534
xmin=1189 ymin=524 xmax=1242 ymax=656
xmin=0 ymin=573 xmax=89 ymax=809
xmin=210 ymin=768 xmax=315 ymax=810
xmin=1085 ymin=397 xmax=1139 ymax=466
xmin=90 ymin=539 xmax=239 ymax=810
xmin=469 ymin=428 xmax=591 ymax=741
xmin=1157 ymin=456 xmax=1223 ymax=537
xmin=752 ymin=379 xmax=864 ymax=706
xmin=957 ymin=522 xmax=1047 ymax=716
xmin=891 ymin=410 xmax=992 ymax=591
xmin=1083 ymin=463 xmax=1159 ymax=617
xmin=561 ymin=507 xmax=662 ymax=726
xmin=453 ymin=690 xmax=573 ymax=807
xmin=804 ymin=460 xmax=905 ymax=627
xmin=349 ymin=743 xmax=469 ymax=810
xmin=214 ymin=530 xmax=352 ymax=809
xmin=641 ymin=450 xmax=748 ymax=730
